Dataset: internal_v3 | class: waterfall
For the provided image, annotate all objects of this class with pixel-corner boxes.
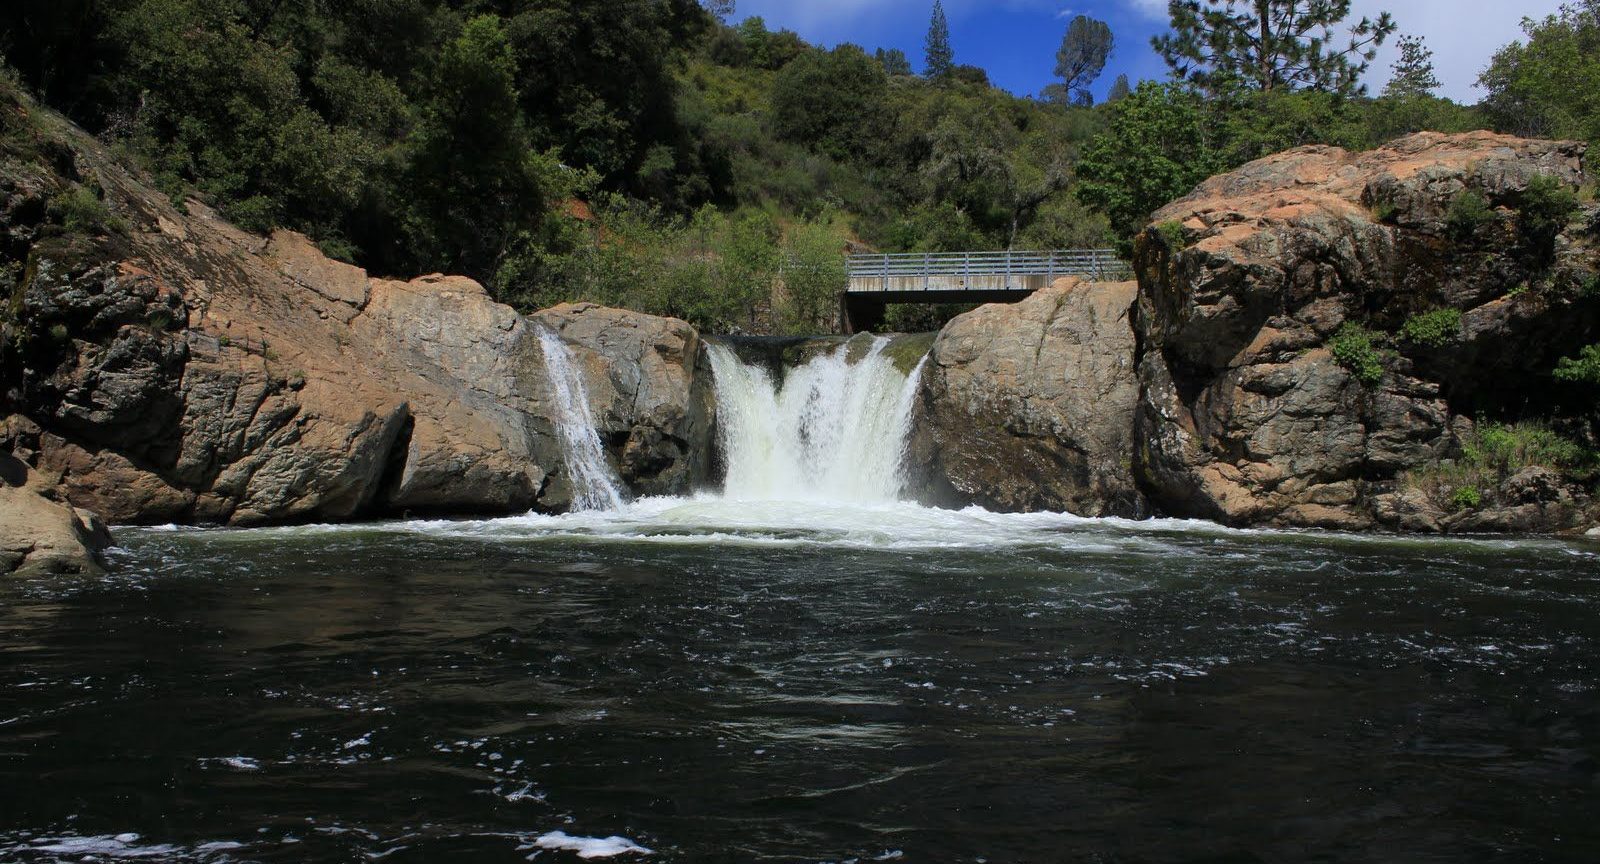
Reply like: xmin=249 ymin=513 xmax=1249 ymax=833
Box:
xmin=536 ymin=326 xmax=626 ymax=512
xmin=706 ymin=336 xmax=927 ymax=503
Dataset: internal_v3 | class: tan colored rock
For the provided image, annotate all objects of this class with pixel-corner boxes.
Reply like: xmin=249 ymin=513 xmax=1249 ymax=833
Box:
xmin=1 ymin=453 xmax=111 ymax=577
xmin=532 ymin=303 xmax=715 ymax=499
xmin=1132 ymin=131 xmax=1597 ymax=531
xmin=4 ymin=103 xmax=716 ymax=527
xmin=908 ymin=278 xmax=1145 ymax=516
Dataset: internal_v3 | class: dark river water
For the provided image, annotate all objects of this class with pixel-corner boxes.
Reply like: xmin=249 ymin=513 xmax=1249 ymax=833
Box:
xmin=3 ymin=500 xmax=1598 ymax=863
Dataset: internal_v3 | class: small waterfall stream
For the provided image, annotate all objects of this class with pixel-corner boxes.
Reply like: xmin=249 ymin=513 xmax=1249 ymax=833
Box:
xmin=706 ymin=336 xmax=927 ymax=503
xmin=536 ymin=326 xmax=626 ymax=512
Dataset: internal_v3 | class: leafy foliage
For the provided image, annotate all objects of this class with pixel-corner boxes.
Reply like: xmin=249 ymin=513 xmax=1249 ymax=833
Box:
xmin=1479 ymin=1 xmax=1600 ymax=143
xmin=1516 ymin=173 xmax=1579 ymax=258
xmin=1450 ymin=486 xmax=1482 ymax=511
xmin=1329 ymin=322 xmax=1384 ymax=386
xmin=1400 ymin=308 xmax=1462 ymax=348
xmin=770 ymin=45 xmax=891 ymax=162
xmin=1076 ymin=82 xmax=1218 ymax=249
xmin=1446 ymin=190 xmax=1495 ymax=241
xmin=1554 ymin=344 xmax=1600 ymax=384
xmin=1410 ymin=420 xmax=1598 ymax=510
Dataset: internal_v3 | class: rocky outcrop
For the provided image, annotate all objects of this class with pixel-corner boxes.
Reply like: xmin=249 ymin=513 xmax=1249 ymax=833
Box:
xmin=532 ymin=303 xmax=715 ymax=501
xmin=2 ymin=97 xmax=715 ymax=528
xmin=1132 ymin=131 xmax=1599 ymax=531
xmin=908 ymin=277 xmax=1145 ymax=516
xmin=906 ymin=133 xmax=1597 ymax=533
xmin=1 ymin=452 xmax=110 ymax=577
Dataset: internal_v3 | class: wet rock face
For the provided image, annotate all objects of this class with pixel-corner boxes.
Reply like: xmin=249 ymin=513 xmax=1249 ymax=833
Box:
xmin=1132 ymin=131 xmax=1599 ymax=530
xmin=908 ymin=277 xmax=1146 ymax=517
xmin=2 ymin=106 xmax=716 ymax=527
xmin=532 ymin=303 xmax=716 ymax=502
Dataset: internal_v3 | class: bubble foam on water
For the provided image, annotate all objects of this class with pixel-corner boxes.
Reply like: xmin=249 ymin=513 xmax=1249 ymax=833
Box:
xmin=527 ymin=830 xmax=653 ymax=858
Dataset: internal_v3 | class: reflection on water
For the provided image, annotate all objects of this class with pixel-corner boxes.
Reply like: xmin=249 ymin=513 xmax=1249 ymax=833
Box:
xmin=2 ymin=500 xmax=1598 ymax=862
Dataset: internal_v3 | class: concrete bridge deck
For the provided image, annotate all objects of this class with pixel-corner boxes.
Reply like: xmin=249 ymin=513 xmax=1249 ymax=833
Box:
xmin=841 ymin=250 xmax=1129 ymax=332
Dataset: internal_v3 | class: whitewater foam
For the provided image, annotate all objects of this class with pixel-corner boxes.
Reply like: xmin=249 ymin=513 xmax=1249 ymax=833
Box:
xmin=537 ymin=325 xmax=626 ymax=512
xmin=706 ymin=335 xmax=925 ymax=503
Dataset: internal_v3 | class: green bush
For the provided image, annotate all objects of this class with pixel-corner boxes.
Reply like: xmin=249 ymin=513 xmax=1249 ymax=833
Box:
xmin=1450 ymin=486 xmax=1482 ymax=510
xmin=1409 ymin=420 xmax=1599 ymax=510
xmin=1553 ymin=343 xmax=1600 ymax=384
xmin=1329 ymin=322 xmax=1385 ymax=386
xmin=1446 ymin=189 xmax=1494 ymax=241
xmin=1400 ymin=308 xmax=1462 ymax=347
xmin=48 ymin=185 xmax=114 ymax=234
xmin=1464 ymin=421 xmax=1592 ymax=475
xmin=1155 ymin=220 xmax=1186 ymax=251
xmin=1517 ymin=173 xmax=1578 ymax=254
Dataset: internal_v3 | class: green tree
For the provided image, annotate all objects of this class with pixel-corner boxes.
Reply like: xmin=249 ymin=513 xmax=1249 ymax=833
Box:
xmin=876 ymin=47 xmax=913 ymax=76
xmin=1384 ymin=34 xmax=1440 ymax=97
xmin=770 ymin=44 xmax=892 ymax=162
xmin=1055 ymin=15 xmax=1114 ymax=105
xmin=1153 ymin=0 xmax=1396 ymax=96
xmin=1479 ymin=1 xmax=1600 ymax=142
xmin=1368 ymin=34 xmax=1478 ymax=142
xmin=1107 ymin=73 xmax=1132 ymax=102
xmin=1075 ymin=81 xmax=1219 ymax=248
xmin=403 ymin=14 xmax=549 ymax=282
xmin=779 ymin=216 xmax=847 ymax=333
xmin=924 ymin=0 xmax=954 ymax=80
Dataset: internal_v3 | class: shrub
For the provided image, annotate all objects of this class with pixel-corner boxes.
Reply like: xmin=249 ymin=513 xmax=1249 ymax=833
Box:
xmin=1370 ymin=200 xmax=1398 ymax=224
xmin=1400 ymin=308 xmax=1462 ymax=347
xmin=1464 ymin=421 xmax=1592 ymax=476
xmin=1517 ymin=173 xmax=1579 ymax=254
xmin=1446 ymin=189 xmax=1494 ymax=241
xmin=1554 ymin=343 xmax=1600 ymax=384
xmin=1329 ymin=322 xmax=1384 ymax=386
xmin=1408 ymin=420 xmax=1599 ymax=510
xmin=1155 ymin=220 xmax=1186 ymax=251
xmin=48 ymin=323 xmax=69 ymax=342
xmin=48 ymin=185 xmax=113 ymax=234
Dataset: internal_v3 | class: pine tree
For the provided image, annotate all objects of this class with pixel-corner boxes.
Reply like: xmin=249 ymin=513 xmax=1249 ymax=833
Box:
xmin=1055 ymin=15 xmax=1114 ymax=105
xmin=924 ymin=0 xmax=954 ymax=80
xmin=1384 ymin=34 xmax=1440 ymax=98
xmin=1152 ymin=0 xmax=1396 ymax=96
xmin=1107 ymin=73 xmax=1132 ymax=102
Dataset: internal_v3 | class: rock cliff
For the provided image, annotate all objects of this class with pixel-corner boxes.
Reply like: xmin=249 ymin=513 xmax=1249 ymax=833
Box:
xmin=1 ymin=100 xmax=714 ymax=530
xmin=1135 ymin=131 xmax=1598 ymax=530
xmin=906 ymin=132 xmax=1598 ymax=531
xmin=907 ymin=277 xmax=1145 ymax=516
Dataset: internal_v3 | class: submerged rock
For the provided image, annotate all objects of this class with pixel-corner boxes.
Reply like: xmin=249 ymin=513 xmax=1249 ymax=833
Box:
xmin=908 ymin=277 xmax=1145 ymax=517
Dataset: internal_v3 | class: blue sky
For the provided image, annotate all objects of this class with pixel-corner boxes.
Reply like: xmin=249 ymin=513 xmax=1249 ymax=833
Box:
xmin=731 ymin=0 xmax=1565 ymax=104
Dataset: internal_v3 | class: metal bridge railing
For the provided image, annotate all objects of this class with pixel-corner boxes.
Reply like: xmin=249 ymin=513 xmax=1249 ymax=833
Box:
xmin=845 ymin=249 xmax=1129 ymax=290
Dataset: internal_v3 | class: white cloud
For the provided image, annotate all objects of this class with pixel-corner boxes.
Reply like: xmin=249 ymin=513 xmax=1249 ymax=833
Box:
xmin=1126 ymin=0 xmax=1170 ymax=19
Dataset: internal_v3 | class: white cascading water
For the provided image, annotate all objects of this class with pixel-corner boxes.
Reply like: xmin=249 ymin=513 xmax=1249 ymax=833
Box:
xmin=706 ymin=336 xmax=928 ymax=503
xmin=536 ymin=326 xmax=627 ymax=511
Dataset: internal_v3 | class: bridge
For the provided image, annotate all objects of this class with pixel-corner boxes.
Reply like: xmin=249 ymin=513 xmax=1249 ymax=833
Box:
xmin=840 ymin=249 xmax=1130 ymax=332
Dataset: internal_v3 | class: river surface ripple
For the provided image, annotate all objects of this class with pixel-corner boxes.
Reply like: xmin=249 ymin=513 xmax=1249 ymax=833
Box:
xmin=3 ymin=499 xmax=1599 ymax=862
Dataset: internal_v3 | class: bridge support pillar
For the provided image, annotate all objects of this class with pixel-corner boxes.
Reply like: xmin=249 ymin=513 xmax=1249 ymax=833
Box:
xmin=841 ymin=294 xmax=886 ymax=334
